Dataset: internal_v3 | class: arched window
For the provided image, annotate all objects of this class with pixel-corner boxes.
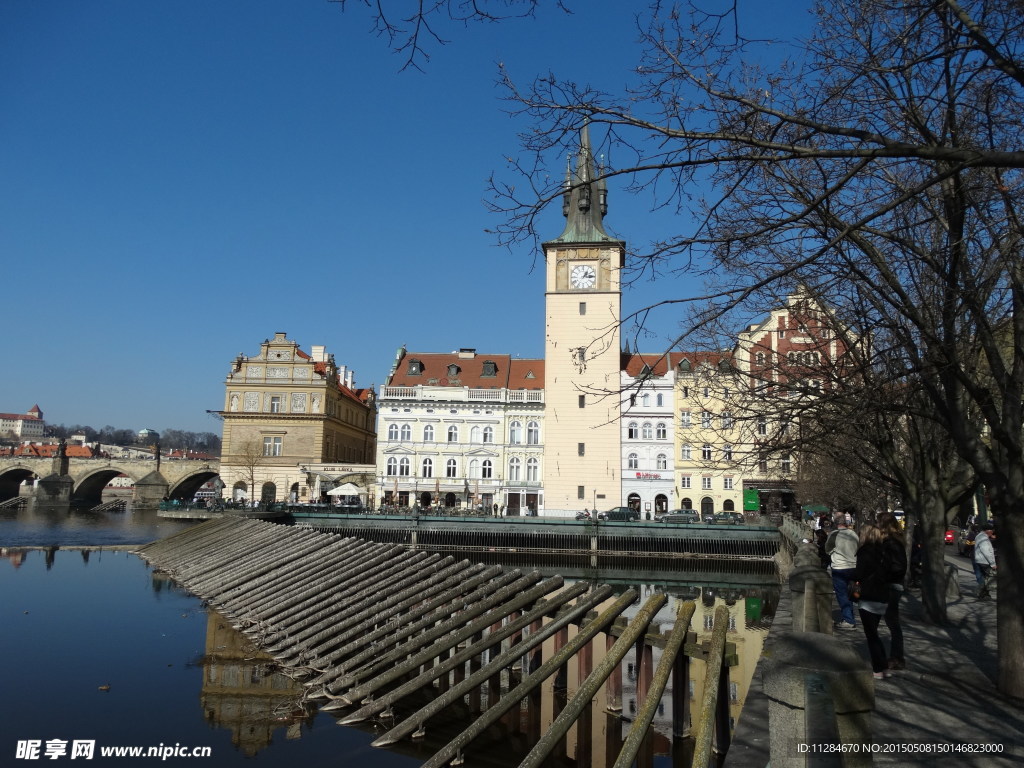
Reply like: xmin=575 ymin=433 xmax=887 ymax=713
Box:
xmin=483 ymin=426 xmax=494 ymax=443
xmin=400 ymin=424 xmax=411 ymax=441
xmin=508 ymin=457 xmax=521 ymax=481
xmin=399 ymin=458 xmax=410 ymax=476
xmin=261 ymin=482 xmax=276 ymax=503
xmin=628 ymin=453 xmax=639 ymax=469
xmin=680 ymin=497 xmax=693 ymax=510
xmin=469 ymin=459 xmax=479 ymax=478
xmin=421 ymin=458 xmax=433 ymax=478
xmin=681 ymin=444 xmax=692 ymax=461
xmin=527 ymin=421 xmax=539 ymax=445
xmin=423 ymin=424 xmax=434 ymax=442
xmin=627 ymin=422 xmax=639 ymax=439
xmin=702 ymin=444 xmax=713 ymax=460
xmin=447 ymin=425 xmax=458 ymax=443
xmin=656 ymin=454 xmax=667 ymax=470
xmin=641 ymin=393 xmax=650 ymax=407
xmin=232 ymin=481 xmax=247 ymax=501
xmin=386 ymin=457 xmax=398 ymax=476
xmin=526 ymin=458 xmax=539 ymax=481
xmin=701 ymin=497 xmax=715 ymax=515
xmin=723 ymin=499 xmax=735 ymax=511
xmin=656 ymin=393 xmax=664 ymax=407
xmin=642 ymin=422 xmax=653 ymax=439
xmin=656 ymin=422 xmax=667 ymax=440
xmin=509 ymin=421 xmax=523 ymax=444
xmin=446 ymin=458 xmax=457 ymax=478
xmin=482 ymin=460 xmax=493 ymax=479
xmin=388 ymin=424 xmax=399 ymax=440
xmin=470 ymin=425 xmax=481 ymax=443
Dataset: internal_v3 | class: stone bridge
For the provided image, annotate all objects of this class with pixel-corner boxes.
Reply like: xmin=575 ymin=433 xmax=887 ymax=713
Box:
xmin=0 ymin=455 xmax=220 ymax=506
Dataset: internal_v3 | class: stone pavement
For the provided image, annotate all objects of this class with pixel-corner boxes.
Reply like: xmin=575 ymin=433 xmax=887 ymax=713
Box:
xmin=726 ymin=548 xmax=1024 ymax=767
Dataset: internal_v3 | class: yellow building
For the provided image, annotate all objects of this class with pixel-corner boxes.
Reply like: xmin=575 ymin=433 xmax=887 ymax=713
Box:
xmin=218 ymin=333 xmax=376 ymax=503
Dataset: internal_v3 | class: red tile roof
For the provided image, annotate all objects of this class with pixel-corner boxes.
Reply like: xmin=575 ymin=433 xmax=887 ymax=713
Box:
xmin=388 ymin=352 xmax=544 ymax=390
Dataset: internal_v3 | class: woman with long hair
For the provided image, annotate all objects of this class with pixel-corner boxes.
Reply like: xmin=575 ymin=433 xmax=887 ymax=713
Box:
xmin=855 ymin=516 xmax=907 ymax=678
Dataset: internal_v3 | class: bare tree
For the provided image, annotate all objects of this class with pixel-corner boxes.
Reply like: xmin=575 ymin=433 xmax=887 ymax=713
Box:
xmin=490 ymin=0 xmax=1024 ymax=695
xmin=232 ymin=439 xmax=266 ymax=503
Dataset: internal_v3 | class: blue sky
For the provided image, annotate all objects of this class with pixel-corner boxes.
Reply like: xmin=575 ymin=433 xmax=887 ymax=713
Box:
xmin=1 ymin=1 xmax=805 ymax=434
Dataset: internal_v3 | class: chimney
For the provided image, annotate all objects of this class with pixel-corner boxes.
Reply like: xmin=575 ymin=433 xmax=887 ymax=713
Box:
xmin=310 ymin=345 xmax=327 ymax=362
xmin=346 ymin=370 xmax=354 ymax=389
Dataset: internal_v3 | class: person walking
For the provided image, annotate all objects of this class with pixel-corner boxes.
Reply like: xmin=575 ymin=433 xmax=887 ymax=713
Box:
xmin=825 ymin=513 xmax=859 ymax=630
xmin=876 ymin=512 xmax=907 ymax=670
xmin=855 ymin=521 xmax=903 ymax=679
xmin=973 ymin=521 xmax=997 ymax=599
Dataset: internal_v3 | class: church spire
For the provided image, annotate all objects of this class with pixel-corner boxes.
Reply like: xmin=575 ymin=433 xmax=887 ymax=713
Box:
xmin=550 ymin=122 xmax=616 ymax=244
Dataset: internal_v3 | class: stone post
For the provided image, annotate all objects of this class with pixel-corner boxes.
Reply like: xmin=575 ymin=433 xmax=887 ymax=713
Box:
xmin=789 ymin=541 xmax=834 ymax=634
xmin=763 ymin=634 xmax=875 ymax=767
xmin=134 ymin=470 xmax=169 ymax=507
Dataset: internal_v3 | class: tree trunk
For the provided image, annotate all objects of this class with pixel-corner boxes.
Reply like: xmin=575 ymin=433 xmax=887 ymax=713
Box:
xmin=915 ymin=497 xmax=949 ymax=625
xmin=990 ymin=492 xmax=1024 ymax=699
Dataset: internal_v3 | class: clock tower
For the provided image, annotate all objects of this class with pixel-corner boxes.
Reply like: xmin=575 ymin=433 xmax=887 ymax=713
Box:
xmin=542 ymin=124 xmax=625 ymax=515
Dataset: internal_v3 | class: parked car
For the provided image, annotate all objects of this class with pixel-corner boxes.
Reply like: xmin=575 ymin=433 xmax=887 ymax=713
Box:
xmin=944 ymin=528 xmax=956 ymax=544
xmin=701 ymin=510 xmax=715 ymax=524
xmin=711 ymin=511 xmax=742 ymax=525
xmin=597 ymin=506 xmax=641 ymax=522
xmin=957 ymin=526 xmax=977 ymax=558
xmin=657 ymin=509 xmax=700 ymax=524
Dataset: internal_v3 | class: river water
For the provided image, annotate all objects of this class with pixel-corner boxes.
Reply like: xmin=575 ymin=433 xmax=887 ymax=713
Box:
xmin=0 ymin=504 xmax=776 ymax=767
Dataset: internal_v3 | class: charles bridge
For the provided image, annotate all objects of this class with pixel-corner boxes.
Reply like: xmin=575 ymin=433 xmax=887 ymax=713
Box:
xmin=0 ymin=454 xmax=220 ymax=507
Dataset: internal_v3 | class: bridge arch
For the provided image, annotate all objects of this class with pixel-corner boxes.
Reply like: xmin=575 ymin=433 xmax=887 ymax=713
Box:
xmin=167 ymin=468 xmax=220 ymax=501
xmin=74 ymin=468 xmax=144 ymax=506
xmin=0 ymin=464 xmax=43 ymax=501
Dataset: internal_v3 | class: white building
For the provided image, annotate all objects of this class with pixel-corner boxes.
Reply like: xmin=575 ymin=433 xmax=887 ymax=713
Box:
xmin=0 ymin=405 xmax=45 ymax=440
xmin=620 ymin=354 xmax=676 ymax=518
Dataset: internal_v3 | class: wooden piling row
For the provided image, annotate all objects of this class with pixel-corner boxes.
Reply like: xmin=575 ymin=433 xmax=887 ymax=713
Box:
xmin=137 ymin=518 xmax=737 ymax=768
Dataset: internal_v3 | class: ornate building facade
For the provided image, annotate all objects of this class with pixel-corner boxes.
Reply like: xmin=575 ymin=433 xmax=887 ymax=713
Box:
xmin=218 ymin=333 xmax=376 ymax=503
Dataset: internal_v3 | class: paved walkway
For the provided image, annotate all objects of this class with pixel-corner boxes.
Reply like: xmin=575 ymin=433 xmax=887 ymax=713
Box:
xmin=727 ymin=548 xmax=1024 ymax=767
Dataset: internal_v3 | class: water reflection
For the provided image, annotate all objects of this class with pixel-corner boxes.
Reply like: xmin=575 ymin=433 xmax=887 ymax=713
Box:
xmin=0 ymin=498 xmax=193 ymax=547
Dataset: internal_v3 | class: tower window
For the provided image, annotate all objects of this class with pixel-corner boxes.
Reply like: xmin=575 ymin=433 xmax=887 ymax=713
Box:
xmin=578 ymin=485 xmax=585 ymax=499
xmin=578 ymin=395 xmax=585 ymax=408
xmin=579 ymin=302 xmax=587 ymax=315
xmin=578 ymin=442 xmax=585 ymax=456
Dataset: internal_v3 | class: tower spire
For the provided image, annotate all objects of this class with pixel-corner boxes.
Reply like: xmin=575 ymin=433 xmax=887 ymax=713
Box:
xmin=550 ymin=121 xmax=615 ymax=244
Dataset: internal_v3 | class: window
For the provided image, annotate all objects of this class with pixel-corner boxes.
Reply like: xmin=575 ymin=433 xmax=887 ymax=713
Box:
xmin=781 ymin=454 xmax=792 ymax=472
xmin=526 ymin=458 xmax=539 ymax=481
xmin=682 ymin=385 xmax=690 ymax=398
xmin=388 ymin=424 xmax=399 ymax=441
xmin=578 ymin=395 xmax=586 ymax=408
xmin=656 ymin=454 xmax=667 ymax=470
xmin=628 ymin=453 xmax=639 ymax=469
xmin=723 ymin=444 xmax=733 ymax=461
xmin=701 ymin=411 xmax=712 ymax=429
xmin=721 ymin=412 xmax=733 ymax=430
xmin=527 ymin=421 xmax=539 ymax=444
xmin=262 ymin=437 xmax=282 ymax=456
xmin=481 ymin=360 xmax=497 ymax=377
xmin=386 ymin=457 xmax=398 ymax=476
xmin=723 ymin=476 xmax=734 ymax=490
xmin=578 ymin=485 xmax=585 ymax=500
xmin=578 ymin=443 xmax=586 ymax=457
xmin=642 ymin=422 xmax=653 ymax=439
xmin=702 ymin=476 xmax=713 ymax=490
xmin=681 ymin=444 xmax=692 ymax=461
xmin=470 ymin=426 xmax=481 ymax=443
xmin=469 ymin=459 xmax=479 ymax=478
xmin=579 ymin=301 xmax=586 ymax=315
xmin=423 ymin=424 xmax=434 ymax=442
xmin=482 ymin=460 xmax=493 ymax=479
xmin=703 ymin=387 xmax=710 ymax=398
xmin=399 ymin=457 xmax=411 ymax=476
xmin=757 ymin=416 xmax=768 ymax=436
xmin=641 ymin=393 xmax=650 ymax=407
xmin=509 ymin=421 xmax=522 ymax=444
xmin=656 ymin=422 xmax=667 ymax=440
xmin=759 ymin=455 xmax=769 ymax=473
xmin=680 ymin=411 xmax=691 ymax=428
xmin=680 ymin=475 xmax=691 ymax=489
xmin=702 ymin=444 xmax=713 ymax=460
xmin=778 ymin=328 xmax=786 ymax=339
xmin=421 ymin=458 xmax=433 ymax=478
xmin=755 ymin=352 xmax=765 ymax=366
xmin=446 ymin=458 xmax=457 ymax=478
xmin=407 ymin=358 xmax=423 ymax=375
xmin=508 ymin=457 xmax=521 ymax=481
xmin=627 ymin=422 xmax=639 ymax=439
xmin=400 ymin=424 xmax=411 ymax=441
xmin=447 ymin=363 xmax=460 ymax=377
xmin=483 ymin=426 xmax=494 ymax=443
xmin=447 ymin=425 xmax=458 ymax=443
xmin=704 ymin=614 xmax=715 ymax=630
xmin=269 ymin=396 xmax=282 ymax=413
xmin=656 ymin=393 xmax=664 ymax=407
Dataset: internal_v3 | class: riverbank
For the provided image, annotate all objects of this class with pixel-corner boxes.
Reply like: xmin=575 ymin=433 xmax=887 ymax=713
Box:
xmin=727 ymin=548 xmax=1023 ymax=767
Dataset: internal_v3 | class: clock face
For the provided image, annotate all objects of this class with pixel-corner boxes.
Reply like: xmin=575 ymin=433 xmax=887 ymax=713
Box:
xmin=570 ymin=264 xmax=597 ymax=289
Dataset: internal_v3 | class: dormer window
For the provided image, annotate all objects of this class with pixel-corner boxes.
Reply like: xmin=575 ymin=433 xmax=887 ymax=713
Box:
xmin=677 ymin=359 xmax=691 ymax=373
xmin=640 ymin=364 xmax=653 ymax=378
xmin=481 ymin=360 xmax=497 ymax=377
xmin=407 ymin=358 xmax=423 ymax=375
xmin=447 ymin=364 xmax=460 ymax=377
